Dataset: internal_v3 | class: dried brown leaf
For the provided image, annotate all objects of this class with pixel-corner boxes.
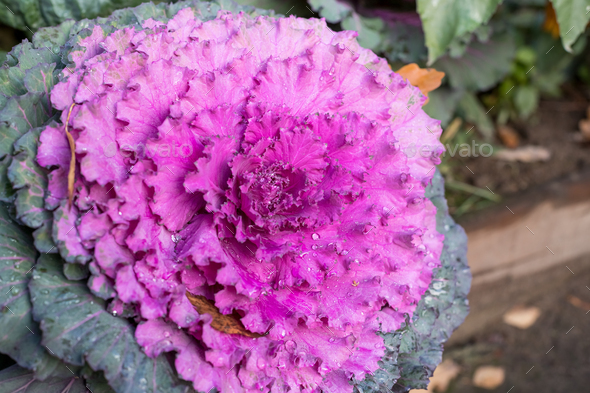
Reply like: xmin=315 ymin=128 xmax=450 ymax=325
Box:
xmin=497 ymin=125 xmax=520 ymax=149
xmin=396 ymin=63 xmax=445 ymax=103
xmin=186 ymin=291 xmax=266 ymax=338
xmin=65 ymin=103 xmax=77 ymax=208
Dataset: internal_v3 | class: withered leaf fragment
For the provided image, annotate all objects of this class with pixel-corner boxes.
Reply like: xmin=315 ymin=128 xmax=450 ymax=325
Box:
xmin=65 ymin=102 xmax=77 ymax=208
xmin=186 ymin=291 xmax=267 ymax=338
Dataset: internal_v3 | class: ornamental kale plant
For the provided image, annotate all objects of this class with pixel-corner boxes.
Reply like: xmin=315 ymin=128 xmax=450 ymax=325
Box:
xmin=0 ymin=1 xmax=470 ymax=392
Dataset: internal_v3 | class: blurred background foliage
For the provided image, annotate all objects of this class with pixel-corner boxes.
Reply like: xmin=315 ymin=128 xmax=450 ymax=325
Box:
xmin=1 ymin=0 xmax=590 ymax=217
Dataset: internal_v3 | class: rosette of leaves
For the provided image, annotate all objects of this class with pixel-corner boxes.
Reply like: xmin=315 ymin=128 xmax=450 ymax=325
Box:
xmin=0 ymin=0 xmax=470 ymax=392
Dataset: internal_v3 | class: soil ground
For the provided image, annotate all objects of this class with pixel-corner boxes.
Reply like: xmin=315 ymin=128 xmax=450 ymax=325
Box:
xmin=445 ymin=85 xmax=590 ymax=217
xmin=442 ymin=249 xmax=590 ymax=393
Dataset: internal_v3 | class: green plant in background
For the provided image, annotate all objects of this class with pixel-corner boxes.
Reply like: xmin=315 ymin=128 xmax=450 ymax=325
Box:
xmin=302 ymin=0 xmax=590 ymax=135
xmin=483 ymin=1 xmax=588 ymax=127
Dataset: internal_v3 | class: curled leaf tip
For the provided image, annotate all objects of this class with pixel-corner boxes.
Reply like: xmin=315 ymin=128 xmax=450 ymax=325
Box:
xmin=65 ymin=102 xmax=77 ymax=208
xmin=396 ymin=63 xmax=445 ymax=103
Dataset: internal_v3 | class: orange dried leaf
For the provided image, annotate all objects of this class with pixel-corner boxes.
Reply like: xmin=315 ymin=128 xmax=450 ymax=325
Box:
xmin=396 ymin=63 xmax=445 ymax=101
xmin=543 ymin=2 xmax=560 ymax=39
xmin=64 ymin=103 xmax=77 ymax=208
xmin=497 ymin=125 xmax=520 ymax=149
xmin=186 ymin=291 xmax=266 ymax=338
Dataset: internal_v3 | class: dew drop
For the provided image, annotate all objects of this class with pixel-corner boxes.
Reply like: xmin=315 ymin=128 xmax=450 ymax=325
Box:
xmin=285 ymin=340 xmax=297 ymax=353
xmin=311 ymin=233 xmax=320 ymax=240
xmin=319 ymin=363 xmax=332 ymax=374
xmin=257 ymin=358 xmax=266 ymax=370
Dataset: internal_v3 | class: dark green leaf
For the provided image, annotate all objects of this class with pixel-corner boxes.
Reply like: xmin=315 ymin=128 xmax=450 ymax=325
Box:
xmin=0 ymin=0 xmax=146 ymax=32
xmin=433 ymin=33 xmax=516 ymax=92
xmin=6 ymin=43 xmax=60 ymax=72
xmin=0 ymin=92 xmax=51 ymax=158
xmin=0 ymin=365 xmax=87 ymax=393
xmin=0 ymin=203 xmax=71 ymax=380
xmin=63 ymin=262 xmax=89 ymax=281
xmin=32 ymin=20 xmax=76 ymax=50
xmin=0 ymin=155 xmax=16 ymax=202
xmin=30 ymin=254 xmax=192 ymax=393
xmin=8 ymin=127 xmax=51 ymax=228
xmin=24 ymin=63 xmax=58 ymax=96
xmin=32 ymin=217 xmax=57 ymax=254
xmin=0 ymin=67 xmax=27 ymax=99
xmin=379 ymin=17 xmax=427 ymax=64
xmin=82 ymin=368 xmax=117 ymax=393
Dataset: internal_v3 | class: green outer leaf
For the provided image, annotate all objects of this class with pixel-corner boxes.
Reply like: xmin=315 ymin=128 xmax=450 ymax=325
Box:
xmin=0 ymin=203 xmax=70 ymax=380
xmin=32 ymin=217 xmax=57 ymax=254
xmin=0 ymin=67 xmax=27 ymax=99
xmin=0 ymin=364 xmax=87 ymax=393
xmin=0 ymin=0 xmax=146 ymax=32
xmin=550 ymin=0 xmax=590 ymax=52
xmin=0 ymin=92 xmax=51 ymax=159
xmin=417 ymin=0 xmax=503 ymax=64
xmin=82 ymin=368 xmax=117 ymax=393
xmin=6 ymin=43 xmax=61 ymax=73
xmin=32 ymin=20 xmax=77 ymax=50
xmin=394 ymin=170 xmax=470 ymax=389
xmin=353 ymin=170 xmax=471 ymax=392
xmin=0 ymin=155 xmax=16 ymax=203
xmin=29 ymin=254 xmax=192 ymax=393
xmin=8 ymin=127 xmax=52 ymax=229
xmin=433 ymin=32 xmax=516 ymax=92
